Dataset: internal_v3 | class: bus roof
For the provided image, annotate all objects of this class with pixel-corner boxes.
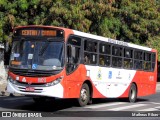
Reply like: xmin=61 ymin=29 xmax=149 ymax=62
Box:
xmin=14 ymin=25 xmax=155 ymax=52
xmin=73 ymin=30 xmax=153 ymax=52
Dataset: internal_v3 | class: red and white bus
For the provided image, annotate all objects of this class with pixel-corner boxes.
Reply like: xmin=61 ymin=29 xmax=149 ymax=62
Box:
xmin=7 ymin=25 xmax=157 ymax=106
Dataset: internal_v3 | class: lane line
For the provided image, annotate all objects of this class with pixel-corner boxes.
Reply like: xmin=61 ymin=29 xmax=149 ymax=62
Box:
xmin=108 ymin=104 xmax=146 ymax=111
xmin=137 ymin=108 xmax=158 ymax=111
xmin=149 ymin=102 xmax=160 ymax=105
xmin=84 ymin=102 xmax=126 ymax=109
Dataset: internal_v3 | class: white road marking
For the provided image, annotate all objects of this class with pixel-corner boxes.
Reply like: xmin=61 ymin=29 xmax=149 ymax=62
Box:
xmin=148 ymin=102 xmax=160 ymax=105
xmin=137 ymin=108 xmax=158 ymax=111
xmin=84 ymin=102 xmax=126 ymax=109
xmin=108 ymin=104 xmax=146 ymax=111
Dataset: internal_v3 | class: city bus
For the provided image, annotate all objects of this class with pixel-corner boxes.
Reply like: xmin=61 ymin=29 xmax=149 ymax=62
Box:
xmin=7 ymin=25 xmax=157 ymax=106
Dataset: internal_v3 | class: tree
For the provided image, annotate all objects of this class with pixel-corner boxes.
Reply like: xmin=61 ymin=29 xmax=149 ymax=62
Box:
xmin=115 ymin=0 xmax=160 ymax=44
xmin=0 ymin=0 xmax=160 ymax=59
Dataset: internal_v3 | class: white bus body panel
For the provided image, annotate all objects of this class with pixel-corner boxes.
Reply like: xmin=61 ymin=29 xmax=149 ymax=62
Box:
xmin=85 ymin=65 xmax=136 ymax=98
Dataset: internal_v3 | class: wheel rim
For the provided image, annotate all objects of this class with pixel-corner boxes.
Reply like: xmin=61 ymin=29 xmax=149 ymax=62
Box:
xmin=130 ymin=89 xmax=135 ymax=100
xmin=81 ymin=88 xmax=88 ymax=102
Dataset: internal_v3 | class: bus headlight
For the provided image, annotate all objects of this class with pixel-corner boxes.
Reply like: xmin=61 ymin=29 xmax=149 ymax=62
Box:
xmin=8 ymin=76 xmax=17 ymax=84
xmin=45 ymin=76 xmax=63 ymax=87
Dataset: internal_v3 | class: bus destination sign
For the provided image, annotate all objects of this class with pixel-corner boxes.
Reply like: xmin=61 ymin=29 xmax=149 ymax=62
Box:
xmin=21 ymin=30 xmax=57 ymax=36
xmin=14 ymin=27 xmax=64 ymax=37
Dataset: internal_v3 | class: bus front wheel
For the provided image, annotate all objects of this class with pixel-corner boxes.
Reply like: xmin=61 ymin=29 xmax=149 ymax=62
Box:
xmin=77 ymin=83 xmax=90 ymax=107
xmin=128 ymin=83 xmax=137 ymax=103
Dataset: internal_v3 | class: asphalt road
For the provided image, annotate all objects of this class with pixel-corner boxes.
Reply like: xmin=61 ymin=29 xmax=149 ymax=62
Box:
xmin=0 ymin=91 xmax=160 ymax=120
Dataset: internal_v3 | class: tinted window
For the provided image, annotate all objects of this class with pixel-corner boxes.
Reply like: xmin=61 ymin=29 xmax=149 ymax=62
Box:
xmin=99 ymin=43 xmax=111 ymax=54
xmin=84 ymin=40 xmax=97 ymax=52
xmin=112 ymin=46 xmax=123 ymax=56
xmin=67 ymin=36 xmax=81 ymax=46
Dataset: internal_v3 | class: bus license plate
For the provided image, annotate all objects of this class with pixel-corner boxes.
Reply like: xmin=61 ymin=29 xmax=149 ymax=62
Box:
xmin=25 ymin=87 xmax=35 ymax=92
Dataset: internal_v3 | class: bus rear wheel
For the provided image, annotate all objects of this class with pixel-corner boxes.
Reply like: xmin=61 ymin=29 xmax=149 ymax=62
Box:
xmin=77 ymin=83 xmax=90 ymax=107
xmin=129 ymin=83 xmax=137 ymax=103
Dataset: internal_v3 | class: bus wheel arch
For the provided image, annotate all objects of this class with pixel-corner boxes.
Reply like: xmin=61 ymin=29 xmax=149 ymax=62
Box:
xmin=77 ymin=80 xmax=93 ymax=107
xmin=128 ymin=82 xmax=137 ymax=103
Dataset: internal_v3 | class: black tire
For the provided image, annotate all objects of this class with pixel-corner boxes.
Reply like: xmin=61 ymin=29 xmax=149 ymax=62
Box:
xmin=77 ymin=83 xmax=90 ymax=107
xmin=33 ymin=97 xmax=47 ymax=103
xmin=129 ymin=83 xmax=137 ymax=103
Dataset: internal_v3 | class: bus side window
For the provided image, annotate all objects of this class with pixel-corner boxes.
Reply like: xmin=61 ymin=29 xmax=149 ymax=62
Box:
xmin=143 ymin=52 xmax=151 ymax=71
xmin=91 ymin=54 xmax=97 ymax=64
xmin=84 ymin=53 xmax=90 ymax=64
xmin=134 ymin=50 xmax=143 ymax=70
xmin=99 ymin=55 xmax=110 ymax=66
xmin=99 ymin=42 xmax=111 ymax=67
xmin=66 ymin=36 xmax=81 ymax=74
xmin=112 ymin=45 xmax=123 ymax=68
xmin=124 ymin=48 xmax=133 ymax=69
xmin=84 ymin=40 xmax=97 ymax=52
xmin=84 ymin=53 xmax=97 ymax=65
xmin=99 ymin=55 xmax=105 ymax=66
xmin=84 ymin=40 xmax=97 ymax=65
xmin=67 ymin=45 xmax=77 ymax=64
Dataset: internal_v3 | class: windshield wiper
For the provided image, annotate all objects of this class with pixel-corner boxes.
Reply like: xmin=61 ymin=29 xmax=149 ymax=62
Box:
xmin=38 ymin=38 xmax=56 ymax=56
xmin=38 ymin=41 xmax=49 ymax=56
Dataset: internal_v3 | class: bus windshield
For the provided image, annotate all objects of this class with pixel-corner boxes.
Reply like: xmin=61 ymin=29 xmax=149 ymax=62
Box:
xmin=10 ymin=39 xmax=64 ymax=71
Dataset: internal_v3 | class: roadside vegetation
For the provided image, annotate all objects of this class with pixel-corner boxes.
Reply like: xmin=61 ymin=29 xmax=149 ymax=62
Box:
xmin=0 ymin=0 xmax=160 ymax=59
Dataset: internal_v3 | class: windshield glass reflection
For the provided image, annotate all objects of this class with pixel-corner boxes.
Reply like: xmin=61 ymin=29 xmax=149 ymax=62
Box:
xmin=10 ymin=40 xmax=64 ymax=71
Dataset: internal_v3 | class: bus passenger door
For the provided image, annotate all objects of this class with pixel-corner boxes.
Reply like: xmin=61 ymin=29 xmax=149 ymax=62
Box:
xmin=65 ymin=35 xmax=82 ymax=98
xmin=66 ymin=45 xmax=79 ymax=73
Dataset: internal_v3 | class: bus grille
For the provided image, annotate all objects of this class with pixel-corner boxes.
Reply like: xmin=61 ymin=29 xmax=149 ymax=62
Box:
xmin=18 ymin=86 xmax=43 ymax=93
xmin=16 ymin=81 xmax=47 ymax=87
xmin=9 ymin=68 xmax=60 ymax=77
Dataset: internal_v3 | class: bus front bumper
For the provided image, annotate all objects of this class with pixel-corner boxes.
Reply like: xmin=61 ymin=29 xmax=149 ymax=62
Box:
xmin=6 ymin=81 xmax=64 ymax=98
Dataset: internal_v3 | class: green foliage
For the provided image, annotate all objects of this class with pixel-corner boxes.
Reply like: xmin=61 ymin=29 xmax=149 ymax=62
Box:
xmin=116 ymin=0 xmax=160 ymax=44
xmin=0 ymin=0 xmax=160 ymax=59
